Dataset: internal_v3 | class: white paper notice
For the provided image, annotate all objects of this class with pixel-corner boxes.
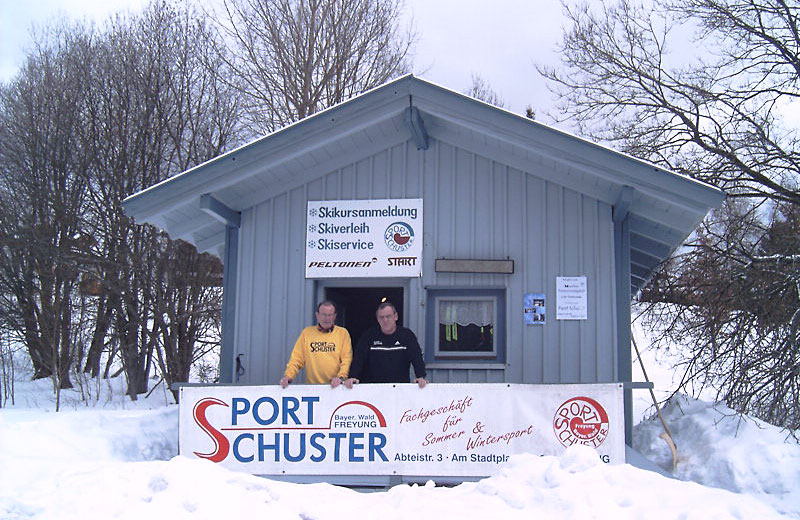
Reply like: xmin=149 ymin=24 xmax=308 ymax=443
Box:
xmin=556 ymin=276 xmax=588 ymax=320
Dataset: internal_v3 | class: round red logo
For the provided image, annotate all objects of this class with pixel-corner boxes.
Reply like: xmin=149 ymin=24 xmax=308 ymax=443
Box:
xmin=553 ymin=396 xmax=610 ymax=448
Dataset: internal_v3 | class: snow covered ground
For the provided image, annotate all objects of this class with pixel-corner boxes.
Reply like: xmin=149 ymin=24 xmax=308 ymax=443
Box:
xmin=1 ymin=347 xmax=799 ymax=519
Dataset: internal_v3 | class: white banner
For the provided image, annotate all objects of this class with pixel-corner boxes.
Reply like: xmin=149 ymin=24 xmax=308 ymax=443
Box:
xmin=180 ymin=383 xmax=624 ymax=477
xmin=305 ymin=199 xmax=423 ymax=278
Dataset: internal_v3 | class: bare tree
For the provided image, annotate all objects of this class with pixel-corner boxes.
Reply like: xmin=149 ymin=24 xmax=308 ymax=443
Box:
xmin=82 ymin=1 xmax=239 ymax=399
xmin=0 ymin=23 xmax=95 ymax=396
xmin=152 ymin=238 xmax=222 ymax=401
xmin=0 ymin=1 xmax=238 ymax=402
xmin=208 ymin=0 xmax=415 ymax=134
xmin=541 ymin=0 xmax=800 ymax=427
xmin=640 ymin=200 xmax=800 ymax=428
xmin=465 ymin=74 xmax=505 ymax=107
xmin=540 ymin=0 xmax=798 ymax=203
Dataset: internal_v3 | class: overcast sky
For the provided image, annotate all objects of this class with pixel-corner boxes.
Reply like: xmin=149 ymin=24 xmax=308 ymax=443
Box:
xmin=0 ymin=0 xmax=565 ymax=119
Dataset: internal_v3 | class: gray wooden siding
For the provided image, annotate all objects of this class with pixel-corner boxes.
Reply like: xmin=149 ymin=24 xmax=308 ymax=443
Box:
xmin=234 ymin=138 xmax=617 ymax=386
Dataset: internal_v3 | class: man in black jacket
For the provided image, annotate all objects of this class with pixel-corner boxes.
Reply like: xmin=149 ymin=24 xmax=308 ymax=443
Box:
xmin=344 ymin=301 xmax=427 ymax=388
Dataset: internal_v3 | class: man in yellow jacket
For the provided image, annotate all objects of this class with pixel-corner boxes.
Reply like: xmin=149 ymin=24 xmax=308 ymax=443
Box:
xmin=280 ymin=301 xmax=352 ymax=388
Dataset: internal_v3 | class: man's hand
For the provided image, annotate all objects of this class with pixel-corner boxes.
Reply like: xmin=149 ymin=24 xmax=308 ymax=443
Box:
xmin=343 ymin=378 xmax=359 ymax=389
xmin=280 ymin=376 xmax=292 ymax=388
xmin=414 ymin=377 xmax=428 ymax=388
xmin=330 ymin=377 xmax=343 ymax=388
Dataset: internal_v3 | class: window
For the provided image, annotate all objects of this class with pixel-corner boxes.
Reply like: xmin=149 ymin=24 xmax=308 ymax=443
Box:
xmin=437 ymin=297 xmax=496 ymax=357
xmin=425 ymin=289 xmax=505 ymax=363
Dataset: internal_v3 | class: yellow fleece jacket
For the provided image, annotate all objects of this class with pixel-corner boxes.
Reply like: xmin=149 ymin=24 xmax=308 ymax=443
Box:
xmin=284 ymin=325 xmax=352 ymax=383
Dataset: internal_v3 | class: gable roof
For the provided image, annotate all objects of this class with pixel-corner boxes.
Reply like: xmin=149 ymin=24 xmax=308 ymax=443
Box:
xmin=122 ymin=74 xmax=724 ymax=293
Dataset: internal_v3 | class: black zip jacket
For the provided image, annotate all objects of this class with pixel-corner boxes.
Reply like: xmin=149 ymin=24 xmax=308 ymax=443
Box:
xmin=350 ymin=326 xmax=426 ymax=383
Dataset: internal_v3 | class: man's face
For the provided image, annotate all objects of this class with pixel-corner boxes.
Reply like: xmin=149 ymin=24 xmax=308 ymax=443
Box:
xmin=376 ymin=306 xmax=398 ymax=335
xmin=316 ymin=304 xmax=336 ymax=330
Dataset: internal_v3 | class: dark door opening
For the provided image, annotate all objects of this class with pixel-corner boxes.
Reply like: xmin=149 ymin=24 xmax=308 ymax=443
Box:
xmin=325 ymin=287 xmax=404 ymax=346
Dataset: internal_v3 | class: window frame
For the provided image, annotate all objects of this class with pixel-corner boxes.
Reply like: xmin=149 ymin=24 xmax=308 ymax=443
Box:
xmin=424 ymin=288 xmax=506 ymax=365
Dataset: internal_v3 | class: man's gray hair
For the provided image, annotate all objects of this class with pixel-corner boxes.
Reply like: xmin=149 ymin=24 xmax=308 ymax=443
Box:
xmin=376 ymin=301 xmax=397 ymax=314
xmin=317 ymin=300 xmax=337 ymax=313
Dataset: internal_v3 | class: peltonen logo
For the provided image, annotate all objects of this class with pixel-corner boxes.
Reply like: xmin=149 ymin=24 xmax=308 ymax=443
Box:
xmin=307 ymin=258 xmax=378 ymax=269
xmin=552 ymin=396 xmax=610 ymax=448
xmin=191 ymin=396 xmax=388 ymax=464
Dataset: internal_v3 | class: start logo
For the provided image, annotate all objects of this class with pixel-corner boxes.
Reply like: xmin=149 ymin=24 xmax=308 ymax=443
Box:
xmin=553 ymin=396 xmax=609 ymax=448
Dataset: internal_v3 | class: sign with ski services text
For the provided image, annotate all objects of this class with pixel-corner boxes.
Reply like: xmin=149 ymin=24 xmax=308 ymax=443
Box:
xmin=305 ymin=199 xmax=423 ymax=278
xmin=180 ymin=383 xmax=624 ymax=478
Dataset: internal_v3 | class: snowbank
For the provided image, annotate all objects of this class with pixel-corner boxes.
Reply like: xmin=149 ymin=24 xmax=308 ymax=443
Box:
xmin=634 ymin=395 xmax=800 ymax=516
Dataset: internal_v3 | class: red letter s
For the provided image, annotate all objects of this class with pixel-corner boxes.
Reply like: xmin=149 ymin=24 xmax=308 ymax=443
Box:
xmin=193 ymin=398 xmax=230 ymax=463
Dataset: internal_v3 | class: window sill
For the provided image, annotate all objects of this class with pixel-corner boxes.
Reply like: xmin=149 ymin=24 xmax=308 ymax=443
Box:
xmin=426 ymin=362 xmax=507 ymax=370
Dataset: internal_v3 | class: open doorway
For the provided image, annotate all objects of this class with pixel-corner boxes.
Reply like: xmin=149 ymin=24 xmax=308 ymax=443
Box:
xmin=325 ymin=287 xmax=404 ymax=345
